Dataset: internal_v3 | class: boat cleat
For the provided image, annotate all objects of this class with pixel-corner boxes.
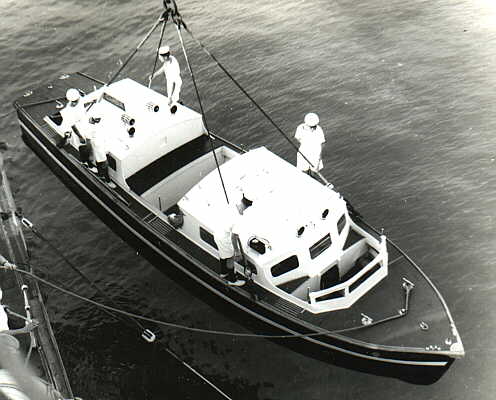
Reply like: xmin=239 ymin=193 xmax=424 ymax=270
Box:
xmin=419 ymin=321 xmax=430 ymax=331
xmin=402 ymin=277 xmax=415 ymax=291
xmin=141 ymin=329 xmax=156 ymax=343
xmin=361 ymin=313 xmax=373 ymax=326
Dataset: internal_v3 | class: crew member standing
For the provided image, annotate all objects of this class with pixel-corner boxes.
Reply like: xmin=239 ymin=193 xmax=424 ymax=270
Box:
xmin=87 ymin=115 xmax=116 ymax=189
xmin=294 ymin=113 xmax=325 ymax=178
xmin=60 ymin=88 xmax=96 ymax=172
xmin=59 ymin=88 xmax=84 ymax=147
xmin=148 ymin=45 xmax=182 ymax=112
xmin=214 ymin=206 xmax=246 ymax=287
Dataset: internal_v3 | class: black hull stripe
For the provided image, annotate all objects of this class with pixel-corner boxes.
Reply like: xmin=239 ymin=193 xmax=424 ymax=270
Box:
xmin=18 ymin=116 xmax=450 ymax=367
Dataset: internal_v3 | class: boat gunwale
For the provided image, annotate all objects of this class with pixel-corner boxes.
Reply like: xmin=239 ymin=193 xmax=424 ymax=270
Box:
xmin=13 ymin=85 xmax=462 ymax=365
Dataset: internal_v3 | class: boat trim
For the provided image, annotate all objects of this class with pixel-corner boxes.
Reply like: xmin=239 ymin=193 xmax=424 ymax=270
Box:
xmin=18 ymin=117 xmax=452 ymax=367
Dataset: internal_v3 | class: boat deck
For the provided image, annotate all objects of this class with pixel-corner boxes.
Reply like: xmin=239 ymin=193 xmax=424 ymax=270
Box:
xmin=14 ymin=72 xmax=461 ymax=360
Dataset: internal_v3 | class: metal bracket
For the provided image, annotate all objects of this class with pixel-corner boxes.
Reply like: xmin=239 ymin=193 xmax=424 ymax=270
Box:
xmin=361 ymin=313 xmax=373 ymax=326
xmin=141 ymin=329 xmax=156 ymax=343
xmin=419 ymin=321 xmax=429 ymax=331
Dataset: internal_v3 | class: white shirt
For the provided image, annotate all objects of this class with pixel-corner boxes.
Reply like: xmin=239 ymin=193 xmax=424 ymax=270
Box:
xmin=213 ymin=205 xmax=241 ymax=259
xmin=158 ymin=55 xmax=182 ymax=84
xmin=91 ymin=127 xmax=108 ymax=163
xmin=294 ymin=123 xmax=325 ymax=172
xmin=60 ymin=101 xmax=84 ymax=132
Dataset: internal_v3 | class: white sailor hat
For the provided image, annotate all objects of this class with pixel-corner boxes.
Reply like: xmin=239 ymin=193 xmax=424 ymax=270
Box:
xmin=304 ymin=112 xmax=319 ymax=127
xmin=159 ymin=45 xmax=170 ymax=55
xmin=66 ymin=88 xmax=80 ymax=102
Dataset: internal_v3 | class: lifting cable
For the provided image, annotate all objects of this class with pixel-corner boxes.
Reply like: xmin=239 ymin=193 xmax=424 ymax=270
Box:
xmin=0 ymin=261 xmax=412 ymax=340
xmin=19 ymin=217 xmax=156 ymax=342
xmin=167 ymin=1 xmax=331 ymax=187
xmin=106 ymin=12 xmax=166 ymax=86
xmin=175 ymin=23 xmax=230 ymax=205
xmin=148 ymin=16 xmax=168 ymax=88
xmin=161 ymin=0 xmax=230 ymax=204
xmin=0 ymin=110 xmax=15 ymax=120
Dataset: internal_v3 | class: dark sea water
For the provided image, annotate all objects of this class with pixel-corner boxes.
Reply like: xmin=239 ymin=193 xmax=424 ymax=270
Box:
xmin=2 ymin=0 xmax=496 ymax=398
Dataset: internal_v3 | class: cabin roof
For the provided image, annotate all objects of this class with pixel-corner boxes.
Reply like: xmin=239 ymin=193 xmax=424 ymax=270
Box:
xmin=82 ymin=79 xmax=206 ymax=179
xmin=179 ymin=147 xmax=346 ymax=257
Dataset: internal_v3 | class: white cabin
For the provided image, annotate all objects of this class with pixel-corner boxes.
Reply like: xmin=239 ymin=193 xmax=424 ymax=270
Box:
xmin=46 ymin=78 xmax=388 ymax=314
xmin=49 ymin=78 xmax=207 ymax=189
xmin=177 ymin=147 xmax=388 ymax=313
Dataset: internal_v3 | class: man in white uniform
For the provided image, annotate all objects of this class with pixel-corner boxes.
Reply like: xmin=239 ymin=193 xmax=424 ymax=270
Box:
xmin=86 ymin=114 xmax=116 ymax=189
xmin=214 ymin=205 xmax=245 ymax=286
xmin=294 ymin=113 xmax=325 ymax=178
xmin=149 ymin=45 xmax=182 ymax=112
xmin=59 ymin=88 xmax=84 ymax=147
xmin=59 ymin=88 xmax=97 ymax=172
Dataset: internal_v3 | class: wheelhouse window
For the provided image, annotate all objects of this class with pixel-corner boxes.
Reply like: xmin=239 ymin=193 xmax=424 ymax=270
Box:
xmin=200 ymin=227 xmax=218 ymax=250
xmin=271 ymin=255 xmax=299 ymax=277
xmin=337 ymin=214 xmax=346 ymax=235
xmin=309 ymin=234 xmax=332 ymax=259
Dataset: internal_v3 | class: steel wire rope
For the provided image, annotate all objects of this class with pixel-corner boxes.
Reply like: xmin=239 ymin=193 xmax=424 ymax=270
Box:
xmin=148 ymin=18 xmax=168 ymax=88
xmin=0 ymin=110 xmax=15 ymax=120
xmin=176 ymin=23 xmax=331 ymax=186
xmin=0 ymin=263 xmax=410 ymax=339
xmin=20 ymin=220 xmax=152 ymax=335
xmin=175 ymin=23 xmax=230 ymax=204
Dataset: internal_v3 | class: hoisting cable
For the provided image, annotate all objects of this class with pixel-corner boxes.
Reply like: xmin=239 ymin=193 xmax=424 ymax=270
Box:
xmin=166 ymin=0 xmax=330 ymax=188
xmin=0 ymin=110 xmax=15 ymax=120
xmin=169 ymin=4 xmax=230 ymax=204
xmin=85 ymin=9 xmax=168 ymax=114
xmin=0 ymin=262 xmax=413 ymax=339
xmin=148 ymin=15 xmax=168 ymax=88
xmin=107 ymin=12 xmax=167 ymax=86
xmin=19 ymin=217 xmax=156 ymax=342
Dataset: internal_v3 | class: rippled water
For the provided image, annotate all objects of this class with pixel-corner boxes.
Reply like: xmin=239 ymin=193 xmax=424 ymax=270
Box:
xmin=2 ymin=0 xmax=496 ymax=398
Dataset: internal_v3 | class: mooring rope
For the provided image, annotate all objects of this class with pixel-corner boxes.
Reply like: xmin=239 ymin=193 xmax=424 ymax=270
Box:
xmin=0 ymin=110 xmax=15 ymax=120
xmin=0 ymin=261 xmax=411 ymax=339
xmin=19 ymin=217 xmax=153 ymax=337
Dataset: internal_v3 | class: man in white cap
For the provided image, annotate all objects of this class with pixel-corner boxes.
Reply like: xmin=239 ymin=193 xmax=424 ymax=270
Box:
xmin=59 ymin=88 xmax=97 ymax=172
xmin=86 ymin=114 xmax=117 ymax=188
xmin=148 ymin=45 xmax=182 ymax=112
xmin=59 ymin=88 xmax=84 ymax=146
xmin=294 ymin=113 xmax=325 ymax=177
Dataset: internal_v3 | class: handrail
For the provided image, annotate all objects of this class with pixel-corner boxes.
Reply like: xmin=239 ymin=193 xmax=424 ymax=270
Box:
xmin=309 ymin=254 xmax=384 ymax=303
xmin=207 ymin=131 xmax=247 ymax=153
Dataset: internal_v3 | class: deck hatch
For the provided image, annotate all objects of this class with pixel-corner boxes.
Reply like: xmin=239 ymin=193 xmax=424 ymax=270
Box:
xmin=310 ymin=233 xmax=332 ymax=259
xmin=102 ymin=92 xmax=125 ymax=111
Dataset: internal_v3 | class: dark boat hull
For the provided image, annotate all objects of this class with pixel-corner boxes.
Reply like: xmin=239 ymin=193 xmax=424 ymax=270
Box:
xmin=14 ymin=74 xmax=461 ymax=376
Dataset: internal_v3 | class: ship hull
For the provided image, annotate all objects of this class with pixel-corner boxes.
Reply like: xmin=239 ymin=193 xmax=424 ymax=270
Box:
xmin=14 ymin=74 xmax=462 ymax=378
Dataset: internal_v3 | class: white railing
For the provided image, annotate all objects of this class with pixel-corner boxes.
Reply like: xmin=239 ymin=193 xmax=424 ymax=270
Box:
xmin=308 ymin=235 xmax=388 ymax=312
